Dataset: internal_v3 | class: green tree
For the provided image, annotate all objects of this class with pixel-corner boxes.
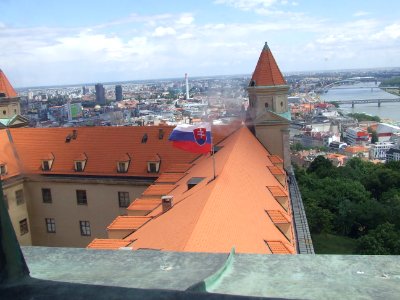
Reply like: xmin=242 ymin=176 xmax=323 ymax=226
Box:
xmin=307 ymin=156 xmax=336 ymax=178
xmin=357 ymin=223 xmax=400 ymax=254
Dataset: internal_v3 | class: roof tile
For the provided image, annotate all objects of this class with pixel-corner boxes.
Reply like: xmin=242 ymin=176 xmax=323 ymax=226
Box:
xmin=250 ymin=43 xmax=286 ymax=87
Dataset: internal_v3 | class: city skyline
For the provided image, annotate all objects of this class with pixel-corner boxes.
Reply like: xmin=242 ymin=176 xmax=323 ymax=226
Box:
xmin=1 ymin=0 xmax=400 ymax=87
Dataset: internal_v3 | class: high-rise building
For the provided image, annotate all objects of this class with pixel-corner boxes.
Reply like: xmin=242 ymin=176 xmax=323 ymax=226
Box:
xmin=95 ymin=83 xmax=106 ymax=105
xmin=82 ymin=86 xmax=87 ymax=95
xmin=247 ymin=42 xmax=291 ymax=170
xmin=115 ymin=85 xmax=123 ymax=101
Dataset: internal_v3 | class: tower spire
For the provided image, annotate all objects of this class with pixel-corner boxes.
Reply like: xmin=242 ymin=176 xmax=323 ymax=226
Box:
xmin=250 ymin=42 xmax=286 ymax=87
xmin=0 ymin=69 xmax=18 ymax=98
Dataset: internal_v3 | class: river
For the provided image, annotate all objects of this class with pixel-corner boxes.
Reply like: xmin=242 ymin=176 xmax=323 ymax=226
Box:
xmin=319 ymin=82 xmax=400 ymax=123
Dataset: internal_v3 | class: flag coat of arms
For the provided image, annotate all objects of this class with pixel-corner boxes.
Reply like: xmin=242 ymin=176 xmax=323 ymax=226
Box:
xmin=168 ymin=122 xmax=212 ymax=154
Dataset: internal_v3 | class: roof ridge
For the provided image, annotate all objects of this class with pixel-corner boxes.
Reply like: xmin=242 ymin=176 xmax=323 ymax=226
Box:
xmin=182 ymin=129 xmax=244 ymax=250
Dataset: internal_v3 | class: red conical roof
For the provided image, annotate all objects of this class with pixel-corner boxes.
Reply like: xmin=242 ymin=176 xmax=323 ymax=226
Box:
xmin=250 ymin=43 xmax=286 ymax=87
xmin=0 ymin=69 xmax=17 ymax=98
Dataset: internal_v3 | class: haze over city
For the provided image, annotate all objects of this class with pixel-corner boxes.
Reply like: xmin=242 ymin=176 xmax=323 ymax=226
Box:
xmin=1 ymin=0 xmax=400 ymax=87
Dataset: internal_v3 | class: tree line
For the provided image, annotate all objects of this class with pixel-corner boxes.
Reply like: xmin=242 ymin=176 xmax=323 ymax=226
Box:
xmin=295 ymin=157 xmax=400 ymax=254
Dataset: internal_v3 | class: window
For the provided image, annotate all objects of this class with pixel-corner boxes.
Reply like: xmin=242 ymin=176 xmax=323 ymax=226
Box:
xmin=147 ymin=162 xmax=160 ymax=173
xmin=141 ymin=133 xmax=148 ymax=143
xmin=118 ymin=191 xmax=130 ymax=208
xmin=2 ymin=110 xmax=6 ymax=115
xmin=45 ymin=218 xmax=56 ymax=233
xmin=75 ymin=161 xmax=84 ymax=172
xmin=265 ymin=102 xmax=269 ymax=109
xmin=0 ymin=164 xmax=7 ymax=175
xmin=158 ymin=128 xmax=164 ymax=139
xmin=187 ymin=177 xmax=205 ymax=190
xmin=79 ymin=220 xmax=91 ymax=236
xmin=3 ymin=194 xmax=8 ymax=210
xmin=117 ymin=162 xmax=129 ymax=173
xmin=42 ymin=188 xmax=52 ymax=203
xmin=19 ymin=219 xmax=29 ymax=235
xmin=15 ymin=189 xmax=24 ymax=205
xmin=76 ymin=190 xmax=87 ymax=205
xmin=42 ymin=160 xmax=51 ymax=171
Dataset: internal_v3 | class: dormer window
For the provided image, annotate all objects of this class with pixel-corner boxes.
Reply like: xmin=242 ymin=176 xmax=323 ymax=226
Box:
xmin=41 ymin=154 xmax=55 ymax=171
xmin=147 ymin=154 xmax=161 ymax=173
xmin=74 ymin=153 xmax=87 ymax=172
xmin=147 ymin=162 xmax=160 ymax=173
xmin=42 ymin=160 xmax=51 ymax=171
xmin=117 ymin=153 xmax=131 ymax=173
xmin=117 ymin=161 xmax=129 ymax=173
xmin=0 ymin=164 xmax=7 ymax=176
xmin=75 ymin=161 xmax=85 ymax=172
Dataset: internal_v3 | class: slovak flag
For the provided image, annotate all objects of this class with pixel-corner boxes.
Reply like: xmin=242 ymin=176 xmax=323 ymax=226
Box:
xmin=168 ymin=122 xmax=212 ymax=154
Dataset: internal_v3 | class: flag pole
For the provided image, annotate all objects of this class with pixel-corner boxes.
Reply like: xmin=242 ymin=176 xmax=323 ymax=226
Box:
xmin=211 ymin=125 xmax=216 ymax=180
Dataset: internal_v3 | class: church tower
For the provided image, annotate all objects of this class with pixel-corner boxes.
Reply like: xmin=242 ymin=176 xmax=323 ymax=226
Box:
xmin=0 ymin=69 xmax=28 ymax=128
xmin=247 ymin=42 xmax=291 ymax=170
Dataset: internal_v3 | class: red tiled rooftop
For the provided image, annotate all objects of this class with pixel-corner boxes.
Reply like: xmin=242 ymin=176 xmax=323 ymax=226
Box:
xmin=268 ymin=155 xmax=283 ymax=164
xmin=266 ymin=210 xmax=290 ymax=224
xmin=4 ymin=123 xmax=240 ymax=178
xmin=265 ymin=241 xmax=291 ymax=254
xmin=142 ymin=184 xmax=176 ymax=196
xmin=267 ymin=165 xmax=285 ymax=175
xmin=164 ymin=164 xmax=193 ymax=173
xmin=267 ymin=186 xmax=288 ymax=197
xmin=250 ymin=43 xmax=286 ymax=87
xmin=107 ymin=216 xmax=151 ymax=230
xmin=127 ymin=198 xmax=161 ymax=212
xmin=87 ymin=239 xmax=132 ymax=250
xmin=118 ymin=127 xmax=296 ymax=254
xmin=155 ymin=173 xmax=186 ymax=184
xmin=0 ymin=69 xmax=17 ymax=98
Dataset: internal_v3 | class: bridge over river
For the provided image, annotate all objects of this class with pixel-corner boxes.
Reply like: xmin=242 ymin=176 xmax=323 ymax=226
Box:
xmin=330 ymin=97 xmax=400 ymax=107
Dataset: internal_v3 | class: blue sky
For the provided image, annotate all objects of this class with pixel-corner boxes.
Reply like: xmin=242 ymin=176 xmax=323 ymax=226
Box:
xmin=1 ymin=0 xmax=399 ymax=87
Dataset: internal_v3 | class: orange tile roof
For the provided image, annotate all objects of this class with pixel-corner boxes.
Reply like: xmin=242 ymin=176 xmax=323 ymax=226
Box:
xmin=267 ymin=186 xmax=288 ymax=197
xmin=87 ymin=239 xmax=132 ymax=250
xmin=268 ymin=155 xmax=283 ymax=164
xmin=164 ymin=164 xmax=193 ymax=173
xmin=110 ymin=126 xmax=295 ymax=254
xmin=155 ymin=173 xmax=186 ymax=184
xmin=0 ymin=129 xmax=22 ymax=180
xmin=250 ymin=43 xmax=286 ymax=87
xmin=266 ymin=210 xmax=290 ymax=224
xmin=0 ymin=69 xmax=17 ymax=98
xmin=107 ymin=216 xmax=151 ymax=230
xmin=4 ymin=124 xmax=240 ymax=178
xmin=344 ymin=146 xmax=368 ymax=153
xmin=127 ymin=198 xmax=161 ymax=212
xmin=142 ymin=184 xmax=176 ymax=196
xmin=267 ymin=165 xmax=285 ymax=175
xmin=265 ymin=241 xmax=291 ymax=254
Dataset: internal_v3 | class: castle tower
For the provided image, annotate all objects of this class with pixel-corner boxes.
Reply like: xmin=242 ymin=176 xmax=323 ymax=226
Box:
xmin=247 ymin=43 xmax=291 ymax=170
xmin=0 ymin=69 xmax=21 ymax=118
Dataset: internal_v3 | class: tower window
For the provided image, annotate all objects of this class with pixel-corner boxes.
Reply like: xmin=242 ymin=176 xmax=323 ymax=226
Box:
xmin=19 ymin=219 xmax=29 ymax=236
xmin=3 ymin=110 xmax=6 ymax=115
xmin=280 ymin=101 xmax=284 ymax=107
xmin=250 ymin=80 xmax=256 ymax=87
xmin=45 ymin=218 xmax=56 ymax=233
xmin=265 ymin=103 xmax=269 ymax=109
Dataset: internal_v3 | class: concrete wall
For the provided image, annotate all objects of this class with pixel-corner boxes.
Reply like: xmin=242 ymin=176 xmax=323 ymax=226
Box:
xmin=3 ymin=180 xmax=32 ymax=246
xmin=24 ymin=179 xmax=149 ymax=247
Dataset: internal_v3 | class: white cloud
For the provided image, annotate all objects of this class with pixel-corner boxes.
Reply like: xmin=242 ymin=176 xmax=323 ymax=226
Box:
xmin=176 ymin=14 xmax=194 ymax=25
xmin=214 ymin=0 xmax=277 ymax=11
xmin=152 ymin=26 xmax=177 ymax=37
xmin=353 ymin=11 xmax=370 ymax=17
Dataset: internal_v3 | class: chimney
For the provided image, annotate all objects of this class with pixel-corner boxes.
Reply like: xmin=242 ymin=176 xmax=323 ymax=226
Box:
xmin=161 ymin=195 xmax=173 ymax=212
xmin=185 ymin=73 xmax=189 ymax=100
